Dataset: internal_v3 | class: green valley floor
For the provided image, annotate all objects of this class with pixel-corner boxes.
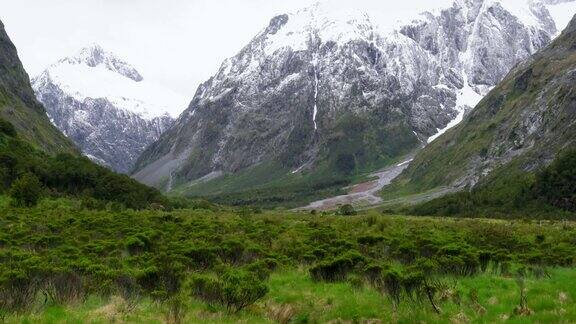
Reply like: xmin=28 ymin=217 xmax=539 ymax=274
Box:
xmin=6 ymin=268 xmax=576 ymax=323
xmin=1 ymin=197 xmax=575 ymax=323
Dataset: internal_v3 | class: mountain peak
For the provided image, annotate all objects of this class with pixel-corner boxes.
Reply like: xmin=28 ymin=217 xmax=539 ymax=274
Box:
xmin=33 ymin=45 xmax=188 ymax=121
xmin=60 ymin=43 xmax=144 ymax=82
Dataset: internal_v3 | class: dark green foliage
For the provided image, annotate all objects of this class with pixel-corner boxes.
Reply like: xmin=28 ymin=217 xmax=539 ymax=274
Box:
xmin=0 ymin=205 xmax=574 ymax=317
xmin=189 ymin=270 xmax=268 ymax=313
xmin=381 ymin=269 xmax=403 ymax=304
xmin=410 ymin=150 xmax=576 ymax=219
xmin=533 ymin=150 xmax=576 ymax=211
xmin=357 ymin=235 xmax=385 ymax=246
xmin=335 ymin=153 xmax=356 ymax=175
xmin=0 ymin=277 xmax=39 ymax=316
xmin=0 ymin=128 xmax=167 ymax=209
xmin=0 ymin=117 xmax=16 ymax=137
xmin=0 ymin=153 xmax=17 ymax=191
xmin=310 ymin=251 xmax=365 ymax=282
xmin=9 ymin=173 xmax=42 ymax=207
xmin=197 ymin=175 xmax=351 ymax=209
xmin=43 ymin=272 xmax=85 ymax=305
xmin=338 ymin=204 xmax=356 ymax=216
xmin=40 ymin=154 xmax=167 ymax=210
xmin=0 ymin=249 xmax=43 ymax=315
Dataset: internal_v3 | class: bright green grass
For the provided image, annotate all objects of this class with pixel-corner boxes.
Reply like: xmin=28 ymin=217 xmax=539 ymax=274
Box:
xmin=6 ymin=268 xmax=575 ymax=323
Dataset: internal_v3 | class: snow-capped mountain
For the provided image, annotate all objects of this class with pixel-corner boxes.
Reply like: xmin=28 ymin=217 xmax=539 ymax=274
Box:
xmin=133 ymin=0 xmax=574 ymax=191
xmin=396 ymin=13 xmax=576 ymax=194
xmin=33 ymin=45 xmax=189 ymax=173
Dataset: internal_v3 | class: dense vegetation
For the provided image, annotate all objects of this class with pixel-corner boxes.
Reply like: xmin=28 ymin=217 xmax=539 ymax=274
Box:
xmin=408 ymin=150 xmax=576 ymax=219
xmin=0 ymin=117 xmax=167 ymax=209
xmin=176 ymin=161 xmax=361 ymax=209
xmin=1 ymin=199 xmax=575 ymax=322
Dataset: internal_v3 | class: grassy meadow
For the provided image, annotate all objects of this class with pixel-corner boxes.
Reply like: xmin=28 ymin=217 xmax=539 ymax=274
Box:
xmin=1 ymin=197 xmax=575 ymax=323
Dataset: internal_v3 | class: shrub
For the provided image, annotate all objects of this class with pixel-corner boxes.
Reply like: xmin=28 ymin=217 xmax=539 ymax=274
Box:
xmin=363 ymin=263 xmax=385 ymax=284
xmin=184 ymin=246 xmax=218 ymax=269
xmin=220 ymin=270 xmax=268 ymax=312
xmin=115 ymin=275 xmax=142 ymax=304
xmin=125 ymin=233 xmax=154 ymax=254
xmin=338 ymin=204 xmax=356 ymax=216
xmin=43 ymin=272 xmax=85 ymax=305
xmin=9 ymin=173 xmax=43 ymax=207
xmin=189 ymin=269 xmax=268 ymax=313
xmin=401 ymin=271 xmax=425 ymax=299
xmin=381 ymin=269 xmax=403 ymax=305
xmin=137 ymin=266 xmax=183 ymax=300
xmin=310 ymin=251 xmax=365 ymax=282
xmin=0 ymin=153 xmax=17 ymax=191
xmin=188 ymin=274 xmax=224 ymax=307
xmin=0 ymin=277 xmax=39 ymax=315
xmin=357 ymin=235 xmax=385 ymax=246
xmin=336 ymin=153 xmax=356 ymax=175
xmin=243 ymin=258 xmax=277 ymax=280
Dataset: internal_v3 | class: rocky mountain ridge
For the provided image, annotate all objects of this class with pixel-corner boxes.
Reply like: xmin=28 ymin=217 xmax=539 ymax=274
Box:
xmin=133 ymin=0 xmax=571 ymax=193
xmin=33 ymin=45 xmax=188 ymax=173
xmin=389 ymin=12 xmax=576 ymax=196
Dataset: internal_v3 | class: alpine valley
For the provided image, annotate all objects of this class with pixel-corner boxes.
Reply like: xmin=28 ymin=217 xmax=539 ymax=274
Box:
xmin=132 ymin=0 xmax=574 ymax=207
xmin=1 ymin=1 xmax=576 ymax=323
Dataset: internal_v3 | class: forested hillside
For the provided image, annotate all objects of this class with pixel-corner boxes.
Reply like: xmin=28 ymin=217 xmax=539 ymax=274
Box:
xmin=0 ymin=116 xmax=167 ymax=209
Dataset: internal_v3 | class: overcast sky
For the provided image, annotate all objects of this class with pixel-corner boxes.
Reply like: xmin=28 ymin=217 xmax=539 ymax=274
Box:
xmin=1 ymin=0 xmax=461 ymax=98
xmin=1 ymin=0 xmax=324 ymax=97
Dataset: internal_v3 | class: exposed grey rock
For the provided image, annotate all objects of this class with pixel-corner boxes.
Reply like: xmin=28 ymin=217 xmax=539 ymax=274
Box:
xmin=133 ymin=0 xmax=565 ymax=190
xmin=32 ymin=45 xmax=187 ymax=173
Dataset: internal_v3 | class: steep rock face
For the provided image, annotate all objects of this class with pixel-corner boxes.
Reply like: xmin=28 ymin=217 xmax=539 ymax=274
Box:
xmin=33 ymin=45 xmax=188 ymax=173
xmin=394 ymin=13 xmax=576 ymax=193
xmin=0 ymin=19 xmax=76 ymax=154
xmin=133 ymin=0 xmax=568 ymax=190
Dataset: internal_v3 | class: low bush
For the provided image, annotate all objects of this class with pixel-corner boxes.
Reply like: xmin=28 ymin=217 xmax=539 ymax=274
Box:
xmin=9 ymin=173 xmax=43 ymax=207
xmin=338 ymin=204 xmax=356 ymax=216
xmin=310 ymin=251 xmax=365 ymax=282
xmin=189 ymin=269 xmax=268 ymax=313
xmin=43 ymin=272 xmax=85 ymax=305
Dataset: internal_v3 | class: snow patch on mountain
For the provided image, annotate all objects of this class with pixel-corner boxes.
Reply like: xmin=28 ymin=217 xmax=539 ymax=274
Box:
xmin=37 ymin=45 xmax=188 ymax=120
xmin=429 ymin=75 xmax=484 ymax=143
xmin=33 ymin=45 xmax=190 ymax=173
xmin=133 ymin=0 xmax=562 ymax=189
